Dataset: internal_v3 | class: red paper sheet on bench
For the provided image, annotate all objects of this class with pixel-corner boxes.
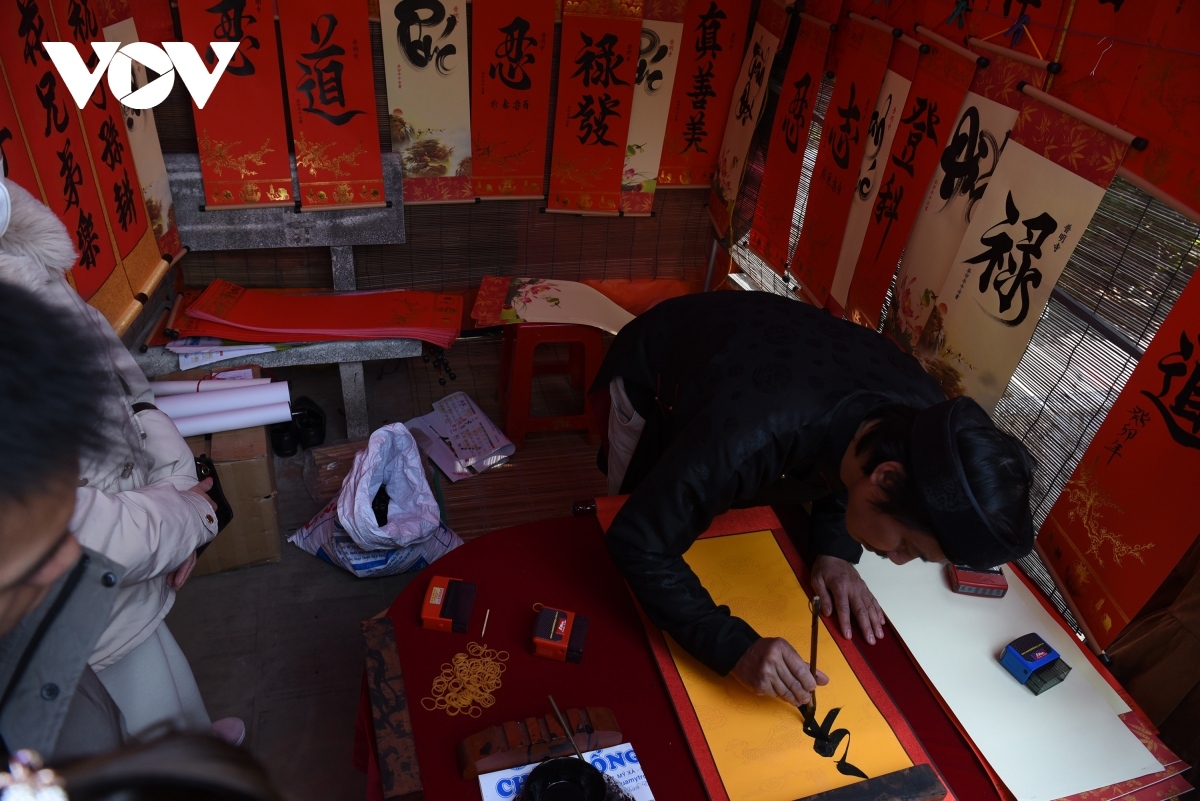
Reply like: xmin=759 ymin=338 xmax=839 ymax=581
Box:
xmin=186 ymin=279 xmax=462 ymax=346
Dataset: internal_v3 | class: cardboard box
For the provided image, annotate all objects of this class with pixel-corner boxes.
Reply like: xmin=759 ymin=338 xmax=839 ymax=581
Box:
xmin=157 ymin=365 xmax=282 ymax=576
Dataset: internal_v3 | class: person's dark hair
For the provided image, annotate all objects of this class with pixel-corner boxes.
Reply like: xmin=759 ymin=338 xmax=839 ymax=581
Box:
xmin=855 ymin=403 xmax=1037 ymax=551
xmin=0 ymin=282 xmax=107 ymax=504
xmin=854 ymin=405 xmax=935 ymax=533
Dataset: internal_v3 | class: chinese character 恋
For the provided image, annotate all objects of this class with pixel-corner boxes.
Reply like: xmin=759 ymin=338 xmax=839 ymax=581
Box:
xmin=782 ymin=73 xmax=811 ymax=154
xmin=295 ymin=14 xmax=365 ymax=125
xmin=964 ymin=191 xmax=1057 ymax=326
xmin=206 ymin=0 xmax=259 ymax=77
xmin=891 ymin=96 xmax=939 ymax=177
xmin=395 ymin=0 xmax=458 ymax=74
xmin=490 ymin=16 xmax=536 ymax=90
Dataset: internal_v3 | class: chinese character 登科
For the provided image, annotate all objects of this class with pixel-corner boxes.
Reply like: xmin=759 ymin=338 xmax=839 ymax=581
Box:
xmin=490 ymin=16 xmax=536 ymax=90
xmin=1142 ymin=331 xmax=1200 ymax=450
xmin=295 ymin=14 xmax=365 ymax=126
xmin=829 ymin=82 xmax=861 ymax=170
xmin=395 ymin=0 xmax=458 ymax=74
xmin=964 ymin=191 xmax=1057 ymax=326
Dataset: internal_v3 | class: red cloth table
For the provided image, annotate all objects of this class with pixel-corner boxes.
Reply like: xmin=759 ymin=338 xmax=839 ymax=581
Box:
xmin=354 ymin=512 xmax=1000 ymax=800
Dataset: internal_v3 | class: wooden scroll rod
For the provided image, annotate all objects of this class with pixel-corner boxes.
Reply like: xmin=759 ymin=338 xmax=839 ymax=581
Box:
xmin=847 ymin=12 xmax=925 ymax=51
xmin=1115 ymin=166 xmax=1200 ymax=227
xmin=913 ymin=23 xmax=988 ymax=67
xmin=968 ymin=36 xmax=1061 ymax=74
xmin=1016 ymin=82 xmax=1149 ymax=152
xmin=798 ymin=11 xmax=834 ymax=30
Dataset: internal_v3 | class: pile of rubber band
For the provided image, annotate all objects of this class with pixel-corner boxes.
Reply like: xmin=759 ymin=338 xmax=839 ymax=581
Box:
xmin=421 ymin=642 xmax=509 ymax=717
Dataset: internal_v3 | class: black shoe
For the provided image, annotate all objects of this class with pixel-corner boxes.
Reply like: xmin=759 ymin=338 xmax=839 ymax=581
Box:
xmin=293 ymin=396 xmax=327 ymax=449
xmin=270 ymin=421 xmax=299 ymax=457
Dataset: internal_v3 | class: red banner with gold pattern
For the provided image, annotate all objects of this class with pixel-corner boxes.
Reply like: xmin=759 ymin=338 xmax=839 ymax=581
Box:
xmin=745 ymin=19 xmax=832 ymax=274
xmin=178 ymin=0 xmax=295 ymax=208
xmin=1117 ymin=0 xmax=1200 ymax=217
xmin=653 ymin=0 xmax=749 ymax=189
xmin=790 ymin=18 xmax=893 ymax=306
xmin=278 ymin=0 xmax=386 ymax=209
xmin=470 ymin=0 xmax=557 ymax=199
xmin=0 ymin=5 xmax=124 ymax=305
xmin=547 ymin=0 xmax=644 ymax=215
xmin=1040 ymin=270 xmax=1200 ymax=650
xmin=844 ymin=40 xmax=977 ymax=330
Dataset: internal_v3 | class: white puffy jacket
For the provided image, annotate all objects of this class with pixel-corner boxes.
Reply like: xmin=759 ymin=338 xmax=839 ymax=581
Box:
xmin=0 ymin=179 xmax=217 ymax=669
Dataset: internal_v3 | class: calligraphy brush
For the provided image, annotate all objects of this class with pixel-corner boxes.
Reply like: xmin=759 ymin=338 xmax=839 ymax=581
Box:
xmin=548 ymin=695 xmax=586 ymax=761
xmin=803 ymin=594 xmax=821 ymax=720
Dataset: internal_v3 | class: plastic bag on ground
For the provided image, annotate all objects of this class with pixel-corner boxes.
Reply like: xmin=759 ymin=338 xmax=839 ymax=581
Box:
xmin=288 ymin=422 xmax=462 ymax=578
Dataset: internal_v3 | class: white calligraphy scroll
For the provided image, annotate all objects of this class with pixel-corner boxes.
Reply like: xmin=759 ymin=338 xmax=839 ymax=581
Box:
xmin=381 ymin=0 xmax=474 ymax=203
xmin=886 ymin=90 xmax=1018 ymax=346
xmin=620 ymin=17 xmax=685 ymax=215
xmin=932 ymin=141 xmax=1107 ymax=408
xmin=829 ymin=66 xmax=913 ymax=312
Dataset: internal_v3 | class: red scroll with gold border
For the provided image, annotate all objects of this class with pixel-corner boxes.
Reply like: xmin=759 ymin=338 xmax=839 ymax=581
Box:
xmin=470 ymin=0 xmax=557 ymax=200
xmin=1117 ymin=0 xmax=1200 ymax=217
xmin=278 ymin=0 xmax=386 ymax=209
xmin=45 ymin=0 xmax=166 ymax=306
xmin=790 ymin=18 xmax=893 ymax=307
xmin=844 ymin=40 xmax=977 ymax=330
xmin=653 ymin=0 xmax=749 ymax=190
xmin=178 ymin=0 xmax=295 ymax=209
xmin=745 ymin=19 xmax=832 ymax=275
xmin=1040 ymin=270 xmax=1200 ymax=650
xmin=547 ymin=0 xmax=644 ymax=215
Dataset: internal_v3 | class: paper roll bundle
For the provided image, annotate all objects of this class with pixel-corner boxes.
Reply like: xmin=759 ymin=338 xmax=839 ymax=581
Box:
xmin=172 ymin=403 xmax=293 ymax=437
xmin=156 ymin=382 xmax=291 ymax=419
xmin=151 ymin=378 xmax=272 ymax=396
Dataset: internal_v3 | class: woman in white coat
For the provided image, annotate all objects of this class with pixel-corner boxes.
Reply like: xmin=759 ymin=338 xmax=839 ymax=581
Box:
xmin=0 ymin=178 xmax=243 ymax=744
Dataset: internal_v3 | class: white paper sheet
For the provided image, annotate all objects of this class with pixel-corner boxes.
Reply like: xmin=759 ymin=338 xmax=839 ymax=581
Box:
xmin=855 ymin=558 xmax=1158 ymax=801
xmin=150 ymin=378 xmax=272 ymax=396
xmin=172 ymin=402 xmax=292 ymax=437
xmin=156 ymin=382 xmax=290 ymax=419
xmin=405 ymin=392 xmax=514 ymax=482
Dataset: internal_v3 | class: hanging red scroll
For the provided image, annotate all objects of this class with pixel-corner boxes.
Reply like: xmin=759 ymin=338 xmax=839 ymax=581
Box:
xmin=828 ymin=40 xmax=920 ymax=314
xmin=925 ymin=97 xmax=1128 ymax=406
xmin=655 ymin=0 xmax=750 ymax=190
xmin=278 ymin=0 xmax=386 ymax=209
xmin=45 ymin=0 xmax=166 ymax=304
xmin=708 ymin=0 xmax=787 ymax=237
xmin=382 ymin=0 xmax=474 ymax=204
xmin=1117 ymin=0 xmax=1200 ymax=217
xmin=0 ymin=78 xmax=41 ymax=195
xmin=178 ymin=0 xmax=295 ymax=209
xmin=922 ymin=0 xmax=1064 ymax=61
xmin=547 ymin=0 xmax=644 ymax=215
xmin=885 ymin=52 xmax=1045 ymax=350
xmin=844 ymin=40 xmax=977 ymax=330
xmin=470 ymin=0 xmax=557 ymax=200
xmin=790 ymin=18 xmax=893 ymax=307
xmin=1040 ymin=270 xmax=1200 ymax=650
xmin=619 ymin=0 xmax=686 ymax=215
xmin=745 ymin=18 xmax=832 ymax=275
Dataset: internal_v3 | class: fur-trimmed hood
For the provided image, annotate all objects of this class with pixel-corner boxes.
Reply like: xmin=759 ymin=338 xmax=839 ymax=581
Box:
xmin=0 ymin=178 xmax=78 ymax=293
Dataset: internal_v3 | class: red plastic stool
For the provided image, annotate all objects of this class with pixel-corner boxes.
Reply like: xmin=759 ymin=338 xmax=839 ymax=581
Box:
xmin=499 ymin=323 xmax=604 ymax=448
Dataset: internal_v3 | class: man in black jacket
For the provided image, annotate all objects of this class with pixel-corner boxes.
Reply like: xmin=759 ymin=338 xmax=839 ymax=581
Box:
xmin=594 ymin=291 xmax=1036 ymax=706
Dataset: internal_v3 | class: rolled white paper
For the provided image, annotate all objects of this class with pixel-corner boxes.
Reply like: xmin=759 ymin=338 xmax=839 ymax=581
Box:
xmin=150 ymin=378 xmax=272 ymax=397
xmin=156 ymin=382 xmax=291 ymax=419
xmin=172 ymin=402 xmax=293 ymax=437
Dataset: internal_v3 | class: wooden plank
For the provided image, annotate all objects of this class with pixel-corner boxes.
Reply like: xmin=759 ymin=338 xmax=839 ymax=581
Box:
xmin=797 ymin=765 xmax=947 ymax=801
xmin=362 ymin=618 xmax=423 ymax=800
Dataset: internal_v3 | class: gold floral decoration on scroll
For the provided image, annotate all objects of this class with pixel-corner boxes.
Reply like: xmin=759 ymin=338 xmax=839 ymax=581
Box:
xmin=1063 ymin=462 xmax=1154 ymax=568
xmin=199 ymin=132 xmax=275 ymax=178
xmin=563 ymin=0 xmax=644 ymax=19
xmin=294 ymin=133 xmax=366 ymax=178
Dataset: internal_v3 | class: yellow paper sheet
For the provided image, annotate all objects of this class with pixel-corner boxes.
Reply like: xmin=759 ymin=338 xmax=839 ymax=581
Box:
xmin=666 ymin=531 xmax=913 ymax=801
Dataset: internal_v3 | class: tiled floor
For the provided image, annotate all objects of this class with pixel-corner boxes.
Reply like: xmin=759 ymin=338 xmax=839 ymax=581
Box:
xmin=167 ymin=335 xmax=608 ymax=800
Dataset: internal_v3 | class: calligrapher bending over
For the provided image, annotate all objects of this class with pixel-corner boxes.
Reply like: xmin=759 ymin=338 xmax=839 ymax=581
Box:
xmin=592 ymin=291 xmax=1036 ymax=705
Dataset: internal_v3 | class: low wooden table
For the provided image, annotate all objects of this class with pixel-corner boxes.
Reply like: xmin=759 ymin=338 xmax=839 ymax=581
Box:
xmin=353 ymin=511 xmax=1002 ymax=801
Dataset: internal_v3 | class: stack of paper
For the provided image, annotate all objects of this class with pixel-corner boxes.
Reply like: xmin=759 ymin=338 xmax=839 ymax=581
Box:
xmin=405 ymin=392 xmax=514 ymax=482
xmin=152 ymin=378 xmax=292 ymax=437
xmin=187 ymin=279 xmax=462 ymax=347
